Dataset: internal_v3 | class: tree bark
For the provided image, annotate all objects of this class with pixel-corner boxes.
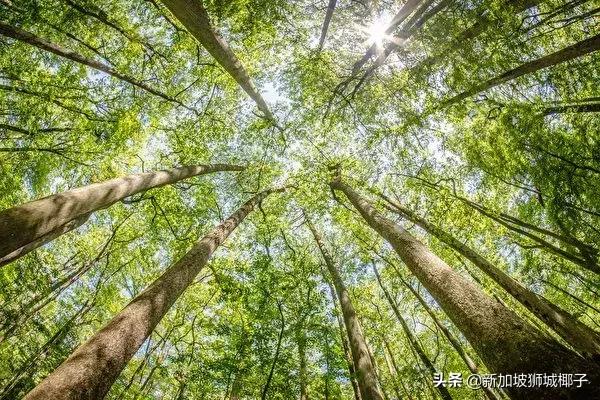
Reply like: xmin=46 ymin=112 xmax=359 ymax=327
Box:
xmin=23 ymin=187 xmax=282 ymax=400
xmin=306 ymin=217 xmax=384 ymax=400
xmin=0 ymin=163 xmax=244 ymax=262
xmin=158 ymin=0 xmax=275 ymax=121
xmin=0 ymin=213 xmax=89 ymax=267
xmin=380 ymin=196 xmax=600 ymax=358
xmin=318 ymin=0 xmax=337 ymax=51
xmin=0 ymin=21 xmax=183 ymax=106
xmin=389 ymin=264 xmax=501 ymax=400
xmin=324 ymin=276 xmax=362 ymax=400
xmin=441 ymin=33 xmax=600 ymax=108
xmin=372 ymin=264 xmax=453 ymax=400
xmin=330 ymin=176 xmax=600 ymax=399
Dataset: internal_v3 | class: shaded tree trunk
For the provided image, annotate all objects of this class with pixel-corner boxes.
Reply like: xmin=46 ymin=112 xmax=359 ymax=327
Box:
xmin=324 ymin=276 xmax=362 ymax=400
xmin=0 ymin=213 xmax=89 ymax=267
xmin=330 ymin=176 xmax=600 ymax=399
xmin=380 ymin=194 xmax=600 ymax=358
xmin=23 ymin=187 xmax=282 ymax=400
xmin=0 ymin=21 xmax=182 ymax=106
xmin=306 ymin=217 xmax=384 ymax=400
xmin=372 ymin=263 xmax=453 ymax=400
xmin=159 ymin=0 xmax=274 ymax=121
xmin=441 ymin=33 xmax=600 ymax=108
xmin=0 ymin=163 xmax=244 ymax=262
xmin=388 ymin=263 xmax=501 ymax=400
xmin=318 ymin=0 xmax=337 ymax=51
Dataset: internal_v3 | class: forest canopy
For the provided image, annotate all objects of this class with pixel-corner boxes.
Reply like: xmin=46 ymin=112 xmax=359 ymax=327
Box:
xmin=0 ymin=0 xmax=599 ymax=399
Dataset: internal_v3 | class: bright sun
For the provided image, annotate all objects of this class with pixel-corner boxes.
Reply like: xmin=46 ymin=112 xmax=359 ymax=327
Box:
xmin=367 ymin=20 xmax=387 ymax=46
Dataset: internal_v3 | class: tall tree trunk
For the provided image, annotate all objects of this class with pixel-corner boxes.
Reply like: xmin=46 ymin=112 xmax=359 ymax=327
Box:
xmin=330 ymin=176 xmax=600 ymax=399
xmin=0 ymin=163 xmax=244 ymax=262
xmin=441 ymin=33 xmax=600 ymax=108
xmin=372 ymin=264 xmax=453 ymax=400
xmin=388 ymin=263 xmax=501 ymax=400
xmin=317 ymin=0 xmax=337 ymax=51
xmin=158 ymin=0 xmax=275 ymax=121
xmin=382 ymin=338 xmax=414 ymax=400
xmin=380 ymin=337 xmax=404 ymax=400
xmin=0 ymin=213 xmax=89 ymax=267
xmin=324 ymin=276 xmax=362 ymax=400
xmin=297 ymin=329 xmax=309 ymax=400
xmin=261 ymin=301 xmax=285 ymax=400
xmin=306 ymin=217 xmax=384 ymax=400
xmin=380 ymin=195 xmax=600 ymax=358
xmin=23 ymin=187 xmax=282 ymax=400
xmin=0 ymin=22 xmax=182 ymax=106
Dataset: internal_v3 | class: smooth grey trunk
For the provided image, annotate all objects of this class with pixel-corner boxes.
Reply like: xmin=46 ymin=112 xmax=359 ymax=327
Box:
xmin=0 ymin=22 xmax=182 ymax=106
xmin=380 ymin=195 xmax=600 ymax=358
xmin=441 ymin=33 xmax=600 ymax=108
xmin=158 ymin=0 xmax=275 ymax=121
xmin=330 ymin=177 xmax=600 ymax=399
xmin=0 ymin=163 xmax=244 ymax=261
xmin=306 ymin=217 xmax=384 ymax=400
xmin=23 ymin=188 xmax=281 ymax=400
xmin=372 ymin=264 xmax=453 ymax=400
xmin=0 ymin=213 xmax=89 ymax=267
xmin=318 ymin=0 xmax=337 ymax=51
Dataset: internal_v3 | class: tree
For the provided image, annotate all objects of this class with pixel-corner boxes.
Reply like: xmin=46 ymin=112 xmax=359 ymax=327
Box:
xmin=23 ymin=187 xmax=283 ymax=400
xmin=0 ymin=164 xmax=243 ymax=263
xmin=158 ymin=0 xmax=275 ymax=121
xmin=330 ymin=174 xmax=600 ymax=399
xmin=306 ymin=216 xmax=385 ymax=400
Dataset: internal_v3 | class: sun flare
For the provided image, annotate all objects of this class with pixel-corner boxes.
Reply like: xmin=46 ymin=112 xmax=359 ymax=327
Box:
xmin=366 ymin=19 xmax=387 ymax=46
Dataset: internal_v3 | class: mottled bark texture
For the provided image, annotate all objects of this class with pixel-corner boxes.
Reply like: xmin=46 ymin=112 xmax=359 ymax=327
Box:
xmin=330 ymin=177 xmax=600 ymax=399
xmin=381 ymin=195 xmax=600 ymax=359
xmin=23 ymin=187 xmax=281 ymax=400
xmin=442 ymin=33 xmax=600 ymax=108
xmin=372 ymin=263 xmax=453 ymax=400
xmin=0 ymin=164 xmax=244 ymax=262
xmin=306 ymin=218 xmax=384 ymax=400
xmin=0 ymin=21 xmax=181 ymax=105
xmin=158 ymin=0 xmax=275 ymax=121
